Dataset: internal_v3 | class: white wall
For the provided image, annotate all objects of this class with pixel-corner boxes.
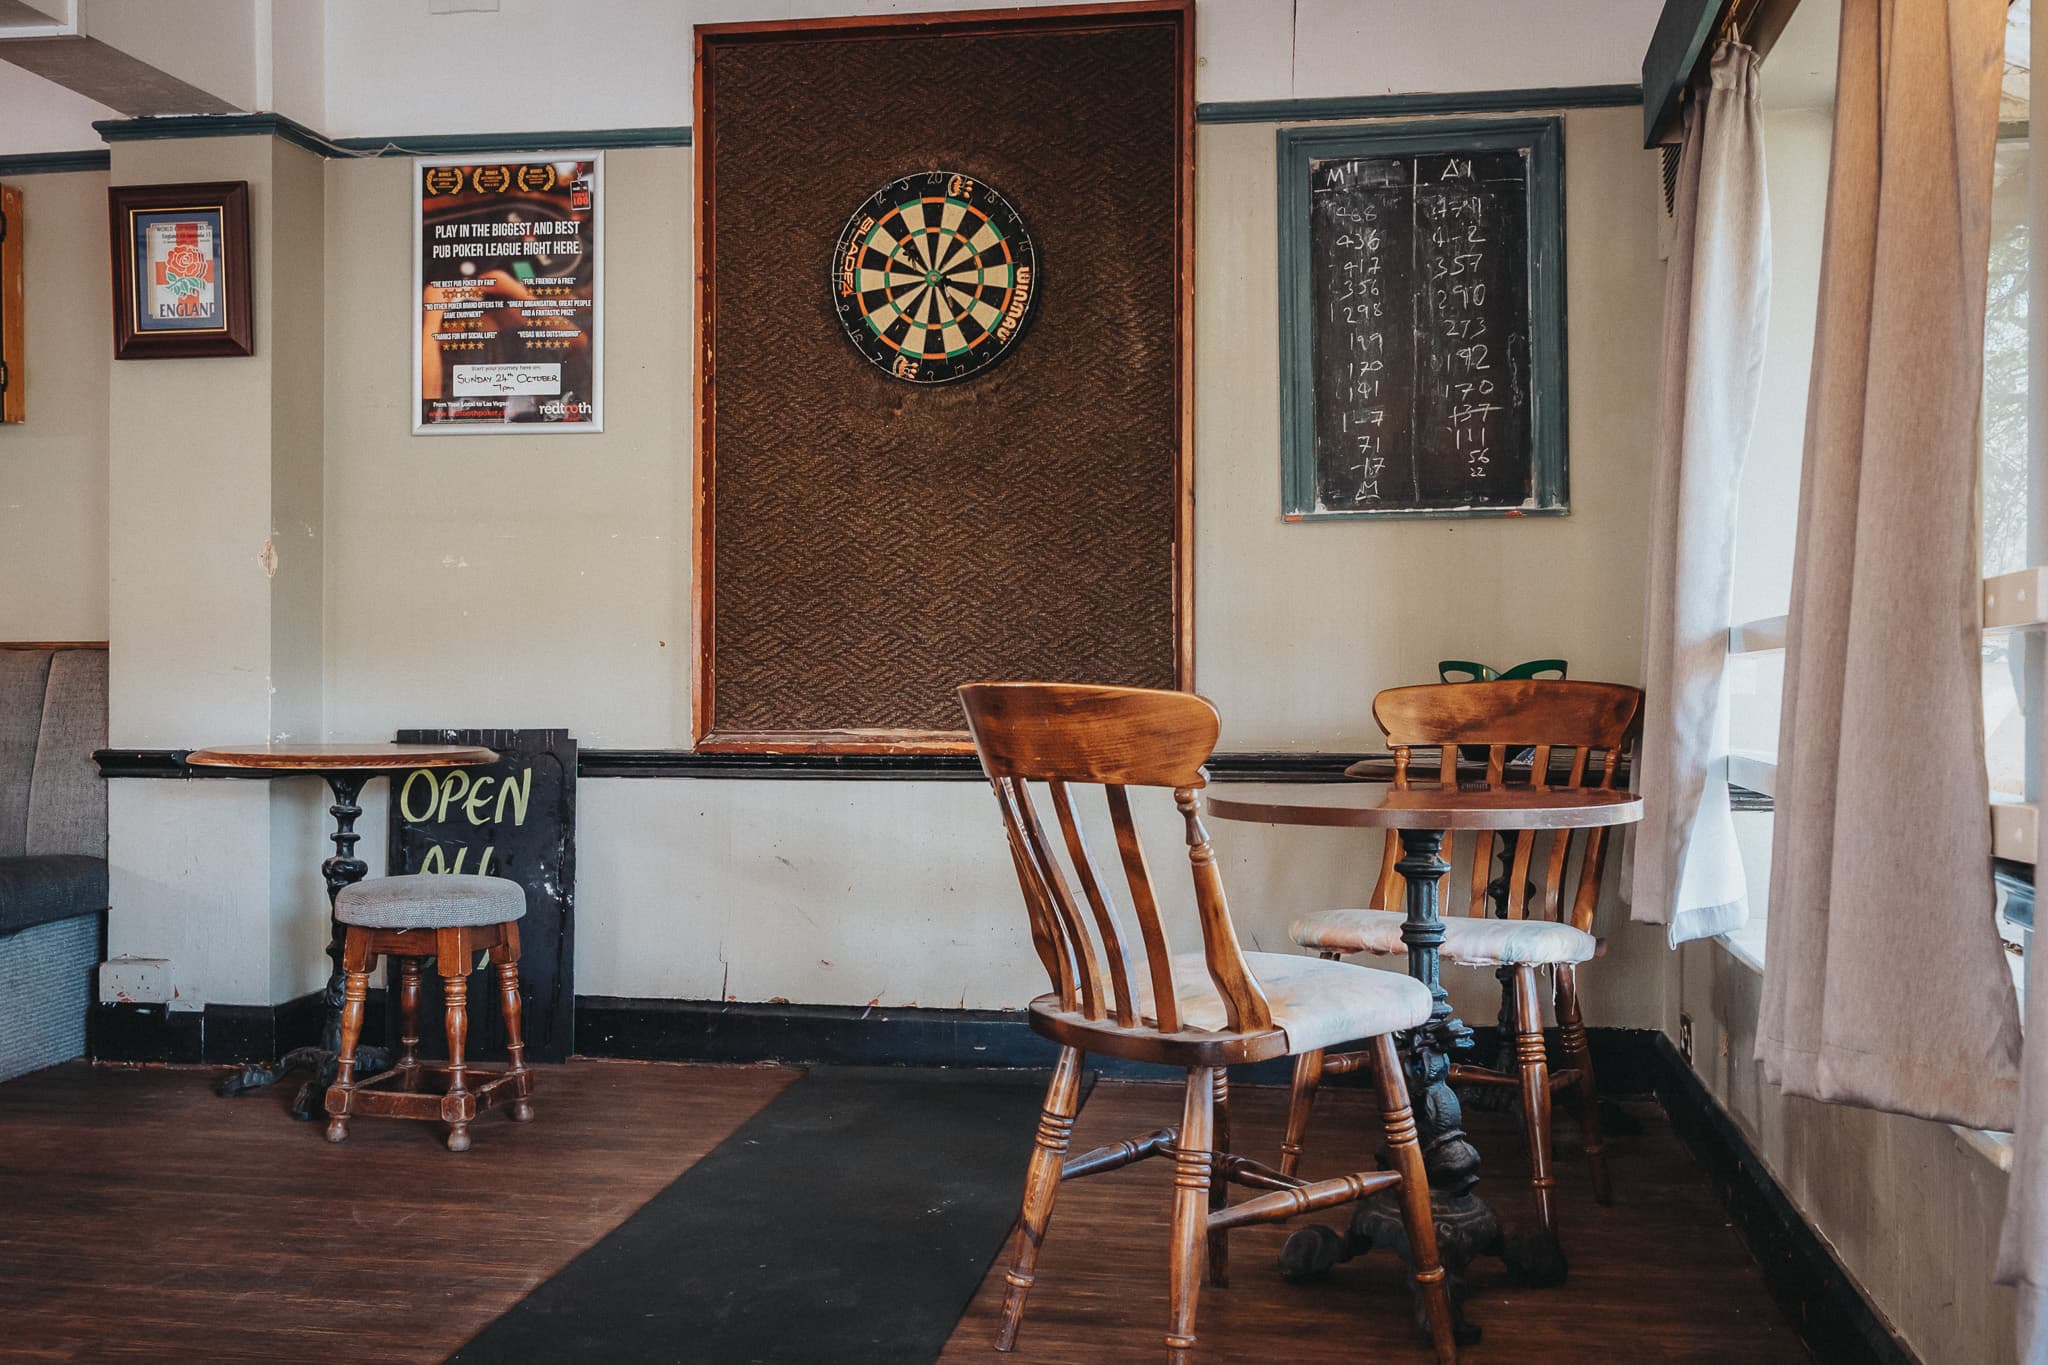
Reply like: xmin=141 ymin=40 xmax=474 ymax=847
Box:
xmin=0 ymin=57 xmax=117 ymax=154
xmin=319 ymin=0 xmax=1664 ymax=137
xmin=0 ymin=169 xmax=109 ymax=642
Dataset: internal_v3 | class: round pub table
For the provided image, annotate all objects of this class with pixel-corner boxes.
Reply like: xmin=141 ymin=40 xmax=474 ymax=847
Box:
xmin=184 ymin=742 xmax=498 ymax=1119
xmin=1205 ymin=782 xmax=1642 ymax=1339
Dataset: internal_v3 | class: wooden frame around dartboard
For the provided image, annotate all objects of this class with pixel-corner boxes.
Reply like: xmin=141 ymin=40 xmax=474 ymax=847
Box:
xmin=691 ymin=0 xmax=1196 ymax=755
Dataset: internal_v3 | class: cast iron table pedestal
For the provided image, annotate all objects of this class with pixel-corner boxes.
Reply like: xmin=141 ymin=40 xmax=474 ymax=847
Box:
xmin=1204 ymin=783 xmax=1644 ymax=1345
xmin=183 ymin=742 xmax=498 ymax=1121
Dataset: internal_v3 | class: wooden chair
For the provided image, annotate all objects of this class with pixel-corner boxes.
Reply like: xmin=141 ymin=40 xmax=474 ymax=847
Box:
xmin=959 ymin=682 xmax=1457 ymax=1364
xmin=324 ymin=874 xmax=535 ymax=1152
xmin=1279 ymin=680 xmax=1643 ymax=1250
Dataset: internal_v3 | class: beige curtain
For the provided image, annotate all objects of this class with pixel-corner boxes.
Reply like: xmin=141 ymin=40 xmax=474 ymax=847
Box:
xmin=1755 ymin=0 xmax=2021 ymax=1131
xmin=1631 ymin=41 xmax=1769 ymax=948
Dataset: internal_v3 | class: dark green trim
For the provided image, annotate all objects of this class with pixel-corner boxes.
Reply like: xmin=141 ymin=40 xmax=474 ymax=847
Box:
xmin=0 ymin=150 xmax=112 ymax=176
xmin=1276 ymin=117 xmax=1569 ymax=520
xmin=1641 ymin=0 xmax=1721 ymax=147
xmin=92 ymin=113 xmax=690 ymax=159
xmin=330 ymin=127 xmax=690 ymax=156
xmin=1198 ymin=84 xmax=1641 ymax=125
xmin=93 ymin=113 xmax=345 ymax=158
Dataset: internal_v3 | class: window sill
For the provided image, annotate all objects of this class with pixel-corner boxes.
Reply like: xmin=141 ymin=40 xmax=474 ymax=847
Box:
xmin=1716 ymin=922 xmax=1767 ymax=975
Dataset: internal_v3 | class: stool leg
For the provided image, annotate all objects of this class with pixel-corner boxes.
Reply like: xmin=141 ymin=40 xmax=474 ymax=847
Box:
xmin=439 ymin=931 xmax=474 ymax=1153
xmin=497 ymin=922 xmax=534 ymax=1122
xmin=324 ymin=929 xmax=374 ymax=1143
xmin=396 ymin=957 xmax=424 ymax=1092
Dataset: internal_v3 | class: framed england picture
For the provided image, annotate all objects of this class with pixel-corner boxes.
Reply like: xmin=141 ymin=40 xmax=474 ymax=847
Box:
xmin=106 ymin=180 xmax=252 ymax=360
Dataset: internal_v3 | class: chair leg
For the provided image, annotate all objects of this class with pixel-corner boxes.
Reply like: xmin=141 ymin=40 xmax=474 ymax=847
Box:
xmin=1513 ymin=964 xmax=1557 ymax=1240
xmin=395 ymin=957 xmax=423 ymax=1092
xmin=497 ymin=922 xmax=535 ymax=1122
xmin=1207 ymin=1068 xmax=1231 ymax=1288
xmin=1166 ymin=1064 xmax=1215 ymax=1362
xmin=323 ymin=929 xmax=374 ymax=1143
xmin=1370 ymin=1033 xmax=1456 ymax=1365
xmin=996 ymin=1045 xmax=1084 ymax=1352
xmin=1280 ymin=1048 xmax=1322 ymax=1179
xmin=439 ymin=934 xmax=473 ymax=1153
xmin=1555 ymin=964 xmax=1610 ymax=1204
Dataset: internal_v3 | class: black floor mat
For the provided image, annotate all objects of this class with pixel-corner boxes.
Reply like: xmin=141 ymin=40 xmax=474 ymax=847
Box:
xmin=448 ymin=1066 xmax=1084 ymax=1365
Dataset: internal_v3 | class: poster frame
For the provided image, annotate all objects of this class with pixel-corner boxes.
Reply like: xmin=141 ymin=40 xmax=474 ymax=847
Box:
xmin=411 ymin=151 xmax=605 ymax=436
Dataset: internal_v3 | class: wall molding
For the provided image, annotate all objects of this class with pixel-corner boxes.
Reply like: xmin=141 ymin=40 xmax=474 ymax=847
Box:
xmin=91 ymin=112 xmax=691 ymax=159
xmin=96 ymin=747 xmax=1381 ymax=783
xmin=0 ymin=150 xmax=112 ymax=176
xmin=80 ymin=90 xmax=1648 ymax=160
xmin=1650 ymin=1034 xmax=1919 ymax=1365
xmin=1196 ymin=84 xmax=1641 ymax=125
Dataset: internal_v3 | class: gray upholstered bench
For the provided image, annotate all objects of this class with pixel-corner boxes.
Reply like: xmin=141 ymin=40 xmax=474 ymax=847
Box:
xmin=324 ymin=873 xmax=535 ymax=1152
xmin=0 ymin=646 xmax=109 ymax=1084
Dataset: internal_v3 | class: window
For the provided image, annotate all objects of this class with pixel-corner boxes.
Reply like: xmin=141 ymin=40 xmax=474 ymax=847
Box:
xmin=1724 ymin=0 xmax=2033 ymax=979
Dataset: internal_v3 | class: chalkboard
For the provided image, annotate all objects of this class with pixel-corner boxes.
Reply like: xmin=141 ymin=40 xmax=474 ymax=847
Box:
xmin=1278 ymin=119 xmax=1567 ymax=519
xmin=386 ymin=728 xmax=577 ymax=1064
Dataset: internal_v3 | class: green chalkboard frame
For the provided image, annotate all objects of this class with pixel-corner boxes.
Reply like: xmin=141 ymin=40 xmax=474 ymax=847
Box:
xmin=1277 ymin=116 xmax=1568 ymax=521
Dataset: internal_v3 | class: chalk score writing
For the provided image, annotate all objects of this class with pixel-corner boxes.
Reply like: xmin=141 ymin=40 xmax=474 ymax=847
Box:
xmin=396 ymin=765 xmax=532 ymax=876
xmin=1302 ymin=142 xmax=1537 ymax=515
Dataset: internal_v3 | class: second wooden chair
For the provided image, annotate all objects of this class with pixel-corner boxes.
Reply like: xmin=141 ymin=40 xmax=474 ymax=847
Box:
xmin=959 ymin=681 xmax=1457 ymax=1363
xmin=1280 ymin=679 xmax=1642 ymax=1255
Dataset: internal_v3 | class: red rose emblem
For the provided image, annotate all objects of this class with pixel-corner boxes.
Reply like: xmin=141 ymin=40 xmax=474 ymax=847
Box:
xmin=165 ymin=243 xmax=205 ymax=280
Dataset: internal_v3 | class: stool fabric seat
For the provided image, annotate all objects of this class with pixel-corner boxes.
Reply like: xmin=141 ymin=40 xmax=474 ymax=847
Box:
xmin=1290 ymin=907 xmax=1597 ymax=967
xmin=335 ymin=874 xmax=525 ymax=929
xmin=1137 ymin=950 xmax=1434 ymax=1053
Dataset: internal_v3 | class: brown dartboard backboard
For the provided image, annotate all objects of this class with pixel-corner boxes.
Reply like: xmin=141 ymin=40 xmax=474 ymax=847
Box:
xmin=693 ymin=1 xmax=1194 ymax=753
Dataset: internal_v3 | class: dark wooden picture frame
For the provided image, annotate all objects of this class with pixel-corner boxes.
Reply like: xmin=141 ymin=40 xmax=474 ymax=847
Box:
xmin=106 ymin=180 xmax=252 ymax=360
xmin=1 ymin=182 xmax=21 ymax=423
xmin=693 ymin=0 xmax=1196 ymax=754
xmin=1277 ymin=118 xmax=1568 ymax=520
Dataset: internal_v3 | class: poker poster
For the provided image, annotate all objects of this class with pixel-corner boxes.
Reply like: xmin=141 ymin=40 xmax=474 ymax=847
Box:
xmin=413 ymin=154 xmax=602 ymax=434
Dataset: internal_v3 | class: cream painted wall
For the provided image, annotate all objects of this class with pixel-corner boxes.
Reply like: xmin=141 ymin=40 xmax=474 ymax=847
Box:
xmin=314 ymin=107 xmax=1669 ymax=1024
xmin=105 ymin=134 xmax=331 ymax=1008
xmin=0 ymin=169 xmax=109 ymax=642
xmin=0 ymin=58 xmax=119 ymax=155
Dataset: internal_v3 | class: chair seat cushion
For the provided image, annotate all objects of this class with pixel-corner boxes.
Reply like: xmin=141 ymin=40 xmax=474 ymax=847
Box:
xmin=1137 ymin=950 xmax=1432 ymax=1054
xmin=335 ymin=874 xmax=525 ymax=929
xmin=0 ymin=854 xmax=109 ymax=937
xmin=1290 ymin=908 xmax=1596 ymax=967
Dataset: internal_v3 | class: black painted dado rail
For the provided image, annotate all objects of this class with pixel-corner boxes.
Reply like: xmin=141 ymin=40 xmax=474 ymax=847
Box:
xmin=90 ymin=746 xmax=1730 ymax=799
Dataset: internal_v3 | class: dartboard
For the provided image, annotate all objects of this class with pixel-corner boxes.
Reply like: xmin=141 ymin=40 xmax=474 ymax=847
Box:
xmin=832 ymin=172 xmax=1039 ymax=384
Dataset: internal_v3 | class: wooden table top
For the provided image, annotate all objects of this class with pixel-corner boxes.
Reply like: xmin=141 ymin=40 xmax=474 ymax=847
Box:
xmin=1205 ymin=782 xmax=1643 ymax=831
xmin=184 ymin=742 xmax=498 ymax=771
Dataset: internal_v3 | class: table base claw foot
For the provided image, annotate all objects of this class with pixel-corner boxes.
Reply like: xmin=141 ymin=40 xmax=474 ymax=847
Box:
xmin=1278 ymin=1190 xmax=1491 ymax=1348
xmin=1502 ymin=1224 xmax=1569 ymax=1288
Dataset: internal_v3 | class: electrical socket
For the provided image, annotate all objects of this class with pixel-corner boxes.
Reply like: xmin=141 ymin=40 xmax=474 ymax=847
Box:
xmin=1678 ymin=1012 xmax=1694 ymax=1065
xmin=99 ymin=956 xmax=175 ymax=1005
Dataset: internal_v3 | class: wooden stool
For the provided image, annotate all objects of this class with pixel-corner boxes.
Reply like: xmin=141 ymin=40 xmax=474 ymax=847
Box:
xmin=324 ymin=874 xmax=534 ymax=1152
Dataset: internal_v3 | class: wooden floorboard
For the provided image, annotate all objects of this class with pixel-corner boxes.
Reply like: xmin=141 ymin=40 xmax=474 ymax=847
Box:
xmin=0 ymin=1061 xmax=1811 ymax=1363
xmin=0 ymin=1060 xmax=794 ymax=1363
xmin=939 ymin=1081 xmax=1813 ymax=1364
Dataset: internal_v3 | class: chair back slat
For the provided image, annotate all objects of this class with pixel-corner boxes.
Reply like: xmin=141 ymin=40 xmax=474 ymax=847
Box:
xmin=1366 ymin=681 xmax=1643 ymax=927
xmin=961 ymin=682 xmax=1275 ymax=1041
xmin=989 ymin=776 xmax=1079 ymax=1012
xmin=1049 ymin=779 xmax=1141 ymax=1028
xmin=1105 ymin=783 xmax=1182 ymax=1034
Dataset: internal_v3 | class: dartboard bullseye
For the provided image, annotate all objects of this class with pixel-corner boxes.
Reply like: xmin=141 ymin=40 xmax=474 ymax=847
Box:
xmin=832 ymin=172 xmax=1039 ymax=384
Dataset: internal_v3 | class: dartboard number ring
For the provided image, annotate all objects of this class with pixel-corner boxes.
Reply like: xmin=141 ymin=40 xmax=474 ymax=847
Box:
xmin=833 ymin=172 xmax=1039 ymax=384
